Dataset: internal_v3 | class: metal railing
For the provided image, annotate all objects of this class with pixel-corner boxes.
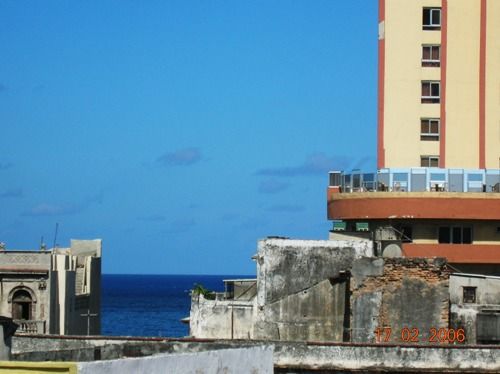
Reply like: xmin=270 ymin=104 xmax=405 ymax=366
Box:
xmin=14 ymin=319 xmax=46 ymax=334
xmin=330 ymin=168 xmax=500 ymax=193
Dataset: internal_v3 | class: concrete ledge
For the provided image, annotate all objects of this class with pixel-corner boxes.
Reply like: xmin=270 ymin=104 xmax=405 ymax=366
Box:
xmin=11 ymin=336 xmax=500 ymax=372
xmin=274 ymin=342 xmax=500 ymax=372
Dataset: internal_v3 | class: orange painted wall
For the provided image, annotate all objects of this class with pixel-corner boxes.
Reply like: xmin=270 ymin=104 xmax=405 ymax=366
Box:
xmin=403 ymin=243 xmax=500 ymax=264
xmin=327 ymin=191 xmax=500 ymax=220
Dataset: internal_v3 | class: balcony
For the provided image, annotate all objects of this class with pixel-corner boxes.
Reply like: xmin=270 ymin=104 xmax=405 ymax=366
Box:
xmin=329 ymin=168 xmax=500 ymax=193
xmin=14 ymin=319 xmax=46 ymax=334
xmin=328 ymin=169 xmax=500 ymax=221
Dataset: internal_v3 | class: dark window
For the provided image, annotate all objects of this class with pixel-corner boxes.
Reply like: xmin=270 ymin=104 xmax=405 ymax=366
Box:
xmin=12 ymin=290 xmax=32 ymax=320
xmin=422 ymin=81 xmax=440 ymax=103
xmin=452 ymin=227 xmax=462 ymax=244
xmin=401 ymin=226 xmax=413 ymax=243
xmin=422 ymin=45 xmax=441 ymax=67
xmin=463 ymin=227 xmax=472 ymax=244
xmin=421 ymin=156 xmax=439 ymax=167
xmin=463 ymin=287 xmax=476 ymax=303
xmin=421 ymin=118 xmax=440 ymax=141
xmin=438 ymin=226 xmax=473 ymax=244
xmin=439 ymin=227 xmax=451 ymax=243
xmin=423 ymin=8 xmax=441 ymax=30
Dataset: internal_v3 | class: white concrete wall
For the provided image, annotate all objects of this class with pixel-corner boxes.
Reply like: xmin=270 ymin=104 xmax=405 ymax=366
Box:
xmin=77 ymin=346 xmax=273 ymax=374
xmin=450 ymin=274 xmax=500 ymax=305
xmin=190 ymin=294 xmax=254 ymax=339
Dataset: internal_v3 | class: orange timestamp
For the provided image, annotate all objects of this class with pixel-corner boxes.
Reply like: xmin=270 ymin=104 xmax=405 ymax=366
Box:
xmin=374 ymin=327 xmax=466 ymax=344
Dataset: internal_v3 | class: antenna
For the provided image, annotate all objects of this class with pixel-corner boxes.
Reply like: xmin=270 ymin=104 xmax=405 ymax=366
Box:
xmin=52 ymin=222 xmax=59 ymax=249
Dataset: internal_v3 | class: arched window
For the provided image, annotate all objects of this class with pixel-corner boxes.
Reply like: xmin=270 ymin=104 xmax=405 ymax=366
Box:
xmin=12 ymin=289 xmax=32 ymax=320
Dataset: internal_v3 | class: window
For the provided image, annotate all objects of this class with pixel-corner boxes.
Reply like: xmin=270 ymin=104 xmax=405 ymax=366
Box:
xmin=423 ymin=8 xmax=441 ymax=30
xmin=12 ymin=289 xmax=33 ymax=320
xmin=422 ymin=45 xmax=440 ymax=67
xmin=400 ymin=226 xmax=413 ymax=243
xmin=421 ymin=118 xmax=440 ymax=141
xmin=438 ymin=226 xmax=473 ymax=244
xmin=422 ymin=81 xmax=440 ymax=103
xmin=421 ymin=156 xmax=439 ymax=167
xmin=463 ymin=287 xmax=476 ymax=304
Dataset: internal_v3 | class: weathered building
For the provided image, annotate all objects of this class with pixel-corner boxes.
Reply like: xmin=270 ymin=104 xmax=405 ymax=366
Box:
xmin=450 ymin=273 xmax=500 ymax=344
xmin=0 ymin=239 xmax=102 ymax=335
xmin=190 ymin=238 xmax=500 ymax=344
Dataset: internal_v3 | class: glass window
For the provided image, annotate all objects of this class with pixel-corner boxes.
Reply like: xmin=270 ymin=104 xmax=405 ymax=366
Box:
xmin=468 ymin=174 xmax=483 ymax=182
xmin=430 ymin=173 xmax=446 ymax=181
xmin=452 ymin=227 xmax=462 ymax=244
xmin=393 ymin=173 xmax=408 ymax=182
xmin=421 ymin=118 xmax=440 ymax=141
xmin=462 ymin=227 xmax=472 ymax=244
xmin=439 ymin=226 xmax=473 ymax=244
xmin=439 ymin=227 xmax=451 ymax=243
xmin=423 ymin=8 xmax=441 ymax=30
xmin=421 ymin=156 xmax=439 ymax=167
xmin=422 ymin=81 xmax=440 ymax=103
xmin=463 ymin=287 xmax=476 ymax=303
xmin=422 ymin=45 xmax=441 ymax=67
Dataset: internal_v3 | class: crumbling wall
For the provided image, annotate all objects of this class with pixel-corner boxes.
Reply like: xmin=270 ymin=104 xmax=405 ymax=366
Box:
xmin=449 ymin=274 xmax=500 ymax=344
xmin=253 ymin=279 xmax=347 ymax=341
xmin=189 ymin=294 xmax=253 ymax=339
xmin=253 ymin=238 xmax=371 ymax=341
xmin=350 ymin=258 xmax=450 ymax=344
xmin=256 ymin=239 xmax=372 ymax=306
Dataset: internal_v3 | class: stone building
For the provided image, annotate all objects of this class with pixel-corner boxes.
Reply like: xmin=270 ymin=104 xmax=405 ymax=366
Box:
xmin=450 ymin=273 xmax=500 ymax=344
xmin=0 ymin=239 xmax=101 ymax=335
xmin=190 ymin=238 xmax=500 ymax=345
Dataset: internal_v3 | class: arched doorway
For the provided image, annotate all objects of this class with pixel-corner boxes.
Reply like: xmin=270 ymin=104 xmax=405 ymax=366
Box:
xmin=12 ymin=289 xmax=32 ymax=320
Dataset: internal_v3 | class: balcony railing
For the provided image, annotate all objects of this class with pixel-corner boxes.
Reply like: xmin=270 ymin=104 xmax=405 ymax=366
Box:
xmin=329 ymin=168 xmax=500 ymax=193
xmin=14 ymin=319 xmax=46 ymax=334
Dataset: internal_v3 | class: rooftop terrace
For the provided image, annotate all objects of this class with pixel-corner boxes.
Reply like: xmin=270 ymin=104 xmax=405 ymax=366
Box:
xmin=329 ymin=168 xmax=500 ymax=193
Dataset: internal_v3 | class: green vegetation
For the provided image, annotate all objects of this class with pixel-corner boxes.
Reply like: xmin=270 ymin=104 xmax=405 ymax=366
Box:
xmin=192 ymin=283 xmax=215 ymax=300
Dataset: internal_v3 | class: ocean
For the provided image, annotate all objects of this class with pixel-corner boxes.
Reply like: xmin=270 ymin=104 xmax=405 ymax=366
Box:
xmin=101 ymin=274 xmax=251 ymax=337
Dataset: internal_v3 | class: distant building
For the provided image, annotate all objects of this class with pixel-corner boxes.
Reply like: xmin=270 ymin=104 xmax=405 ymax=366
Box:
xmin=0 ymin=239 xmax=101 ymax=335
xmin=328 ymin=0 xmax=500 ymax=275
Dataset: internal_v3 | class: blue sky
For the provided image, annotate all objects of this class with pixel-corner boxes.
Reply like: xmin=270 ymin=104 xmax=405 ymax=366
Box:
xmin=0 ymin=1 xmax=377 ymax=275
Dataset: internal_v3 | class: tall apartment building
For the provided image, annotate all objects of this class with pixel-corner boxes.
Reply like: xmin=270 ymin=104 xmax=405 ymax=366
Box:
xmin=328 ymin=0 xmax=500 ymax=276
xmin=378 ymin=0 xmax=500 ymax=169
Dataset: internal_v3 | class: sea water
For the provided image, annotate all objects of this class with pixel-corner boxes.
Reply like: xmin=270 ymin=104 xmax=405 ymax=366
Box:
xmin=101 ymin=274 xmax=251 ymax=337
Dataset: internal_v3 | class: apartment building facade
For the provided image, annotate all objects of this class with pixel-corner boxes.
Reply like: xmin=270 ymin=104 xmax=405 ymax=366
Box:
xmin=378 ymin=0 xmax=500 ymax=169
xmin=328 ymin=0 xmax=500 ymax=275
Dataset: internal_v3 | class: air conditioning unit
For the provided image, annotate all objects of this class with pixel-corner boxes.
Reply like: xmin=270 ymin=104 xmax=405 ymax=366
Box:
xmin=356 ymin=222 xmax=369 ymax=232
xmin=332 ymin=221 xmax=346 ymax=232
xmin=374 ymin=227 xmax=398 ymax=241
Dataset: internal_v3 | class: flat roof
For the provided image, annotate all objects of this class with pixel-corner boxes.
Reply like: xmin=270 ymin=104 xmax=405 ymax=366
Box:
xmin=451 ymin=273 xmax=500 ymax=280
